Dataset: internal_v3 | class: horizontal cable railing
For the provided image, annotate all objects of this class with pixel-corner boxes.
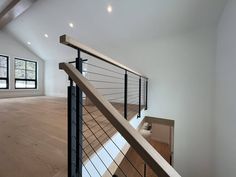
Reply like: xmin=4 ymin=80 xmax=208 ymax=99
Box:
xmin=59 ymin=63 xmax=181 ymax=177
xmin=67 ymin=56 xmax=147 ymax=120
xmin=80 ymin=100 xmax=144 ymax=177
xmin=59 ymin=35 xmax=180 ymax=177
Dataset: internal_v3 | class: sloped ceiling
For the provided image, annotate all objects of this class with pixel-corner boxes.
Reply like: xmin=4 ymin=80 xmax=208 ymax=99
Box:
xmin=3 ymin=0 xmax=227 ymax=61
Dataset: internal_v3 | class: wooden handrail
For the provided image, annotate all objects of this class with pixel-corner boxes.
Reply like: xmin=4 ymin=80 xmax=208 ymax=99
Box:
xmin=59 ymin=62 xmax=181 ymax=177
xmin=60 ymin=35 xmax=148 ymax=79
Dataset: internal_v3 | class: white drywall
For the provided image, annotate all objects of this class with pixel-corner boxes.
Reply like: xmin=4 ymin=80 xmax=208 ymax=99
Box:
xmin=5 ymin=0 xmax=227 ymax=61
xmin=214 ymin=0 xmax=236 ymax=176
xmin=44 ymin=59 xmax=68 ymax=97
xmin=45 ymin=26 xmax=216 ymax=176
xmin=102 ymin=26 xmax=216 ymax=177
xmin=45 ymin=55 xmax=146 ymax=105
xmin=0 ymin=31 xmax=44 ymax=98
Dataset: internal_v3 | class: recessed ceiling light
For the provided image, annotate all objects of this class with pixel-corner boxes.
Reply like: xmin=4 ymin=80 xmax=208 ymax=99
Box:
xmin=27 ymin=42 xmax=31 ymax=45
xmin=69 ymin=23 xmax=74 ymax=28
xmin=107 ymin=5 xmax=112 ymax=13
xmin=44 ymin=34 xmax=49 ymax=38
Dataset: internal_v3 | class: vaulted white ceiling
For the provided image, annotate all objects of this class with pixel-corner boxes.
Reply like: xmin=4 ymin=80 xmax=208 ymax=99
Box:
xmin=3 ymin=0 xmax=227 ymax=61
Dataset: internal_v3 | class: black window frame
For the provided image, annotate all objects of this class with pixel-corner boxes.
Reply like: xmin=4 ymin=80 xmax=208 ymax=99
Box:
xmin=14 ymin=58 xmax=37 ymax=89
xmin=0 ymin=54 xmax=9 ymax=89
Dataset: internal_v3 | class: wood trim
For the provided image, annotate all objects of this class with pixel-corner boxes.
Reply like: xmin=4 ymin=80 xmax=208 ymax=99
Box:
xmin=60 ymin=35 xmax=148 ymax=78
xmin=169 ymin=126 xmax=172 ymax=157
xmin=0 ymin=0 xmax=36 ymax=29
xmin=145 ymin=116 xmax=175 ymax=126
xmin=59 ymin=63 xmax=181 ymax=177
xmin=171 ymin=126 xmax=175 ymax=166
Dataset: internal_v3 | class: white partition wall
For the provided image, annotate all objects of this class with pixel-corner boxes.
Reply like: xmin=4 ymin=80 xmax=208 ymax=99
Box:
xmin=0 ymin=31 xmax=44 ymax=98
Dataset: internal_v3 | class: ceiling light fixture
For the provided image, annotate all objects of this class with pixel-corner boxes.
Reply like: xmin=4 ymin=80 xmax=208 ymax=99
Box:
xmin=69 ymin=22 xmax=74 ymax=28
xmin=44 ymin=34 xmax=49 ymax=38
xmin=107 ymin=5 xmax=112 ymax=13
xmin=27 ymin=41 xmax=31 ymax=45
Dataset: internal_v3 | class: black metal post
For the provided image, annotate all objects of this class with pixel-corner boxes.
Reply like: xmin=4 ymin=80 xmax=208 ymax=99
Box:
xmin=144 ymin=163 xmax=147 ymax=177
xmin=68 ymin=80 xmax=72 ymax=177
xmin=145 ymin=79 xmax=148 ymax=110
xmin=76 ymin=50 xmax=83 ymax=176
xmin=124 ymin=70 xmax=128 ymax=119
xmin=68 ymin=78 xmax=77 ymax=177
xmin=138 ymin=76 xmax=141 ymax=118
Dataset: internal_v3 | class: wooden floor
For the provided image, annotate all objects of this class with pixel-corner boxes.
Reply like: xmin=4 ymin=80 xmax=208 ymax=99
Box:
xmin=0 ymin=97 xmax=139 ymax=177
xmin=114 ymin=139 xmax=171 ymax=177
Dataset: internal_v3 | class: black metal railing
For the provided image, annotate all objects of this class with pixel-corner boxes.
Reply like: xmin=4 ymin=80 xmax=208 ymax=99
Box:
xmin=60 ymin=35 xmax=181 ymax=177
xmin=69 ymin=52 xmax=148 ymax=120
xmin=67 ymin=76 xmax=149 ymax=177
xmin=67 ymin=49 xmax=148 ymax=177
xmin=80 ymin=100 xmax=145 ymax=177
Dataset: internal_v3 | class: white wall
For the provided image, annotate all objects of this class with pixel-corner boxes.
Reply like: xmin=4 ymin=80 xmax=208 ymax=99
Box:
xmin=103 ymin=27 xmax=216 ymax=177
xmin=214 ymin=0 xmax=236 ymax=176
xmin=45 ymin=54 xmax=145 ymax=105
xmin=45 ymin=26 xmax=216 ymax=176
xmin=0 ymin=31 xmax=44 ymax=98
xmin=45 ymin=59 xmax=68 ymax=97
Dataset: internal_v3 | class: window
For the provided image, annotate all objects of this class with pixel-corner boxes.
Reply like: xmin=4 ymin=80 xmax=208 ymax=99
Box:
xmin=0 ymin=55 xmax=9 ymax=89
xmin=15 ymin=58 xmax=37 ymax=89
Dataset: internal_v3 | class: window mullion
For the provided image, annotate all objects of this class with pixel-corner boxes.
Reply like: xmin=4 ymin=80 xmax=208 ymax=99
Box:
xmin=14 ymin=58 xmax=37 ymax=89
xmin=0 ymin=55 xmax=9 ymax=89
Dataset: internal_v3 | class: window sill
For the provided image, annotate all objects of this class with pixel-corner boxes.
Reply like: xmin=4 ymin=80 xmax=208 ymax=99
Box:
xmin=0 ymin=89 xmax=39 ymax=92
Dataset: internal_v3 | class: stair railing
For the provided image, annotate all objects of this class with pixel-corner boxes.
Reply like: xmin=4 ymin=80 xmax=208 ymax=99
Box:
xmin=61 ymin=35 xmax=148 ymax=119
xmin=59 ymin=35 xmax=181 ymax=177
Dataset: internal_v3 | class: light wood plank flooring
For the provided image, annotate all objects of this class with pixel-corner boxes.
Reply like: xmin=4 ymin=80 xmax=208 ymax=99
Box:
xmin=0 ymin=97 xmax=139 ymax=177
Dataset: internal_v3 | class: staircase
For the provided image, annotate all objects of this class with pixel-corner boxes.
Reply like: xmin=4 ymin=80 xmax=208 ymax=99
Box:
xmin=59 ymin=35 xmax=181 ymax=177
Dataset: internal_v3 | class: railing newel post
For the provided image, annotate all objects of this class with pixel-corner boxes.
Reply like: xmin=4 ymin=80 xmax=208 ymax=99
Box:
xmin=75 ymin=49 xmax=83 ymax=176
xmin=68 ymin=75 xmax=77 ymax=177
xmin=138 ymin=76 xmax=141 ymax=118
xmin=144 ymin=163 xmax=147 ymax=177
xmin=145 ymin=79 xmax=148 ymax=110
xmin=67 ymin=77 xmax=72 ymax=177
xmin=124 ymin=70 xmax=128 ymax=119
